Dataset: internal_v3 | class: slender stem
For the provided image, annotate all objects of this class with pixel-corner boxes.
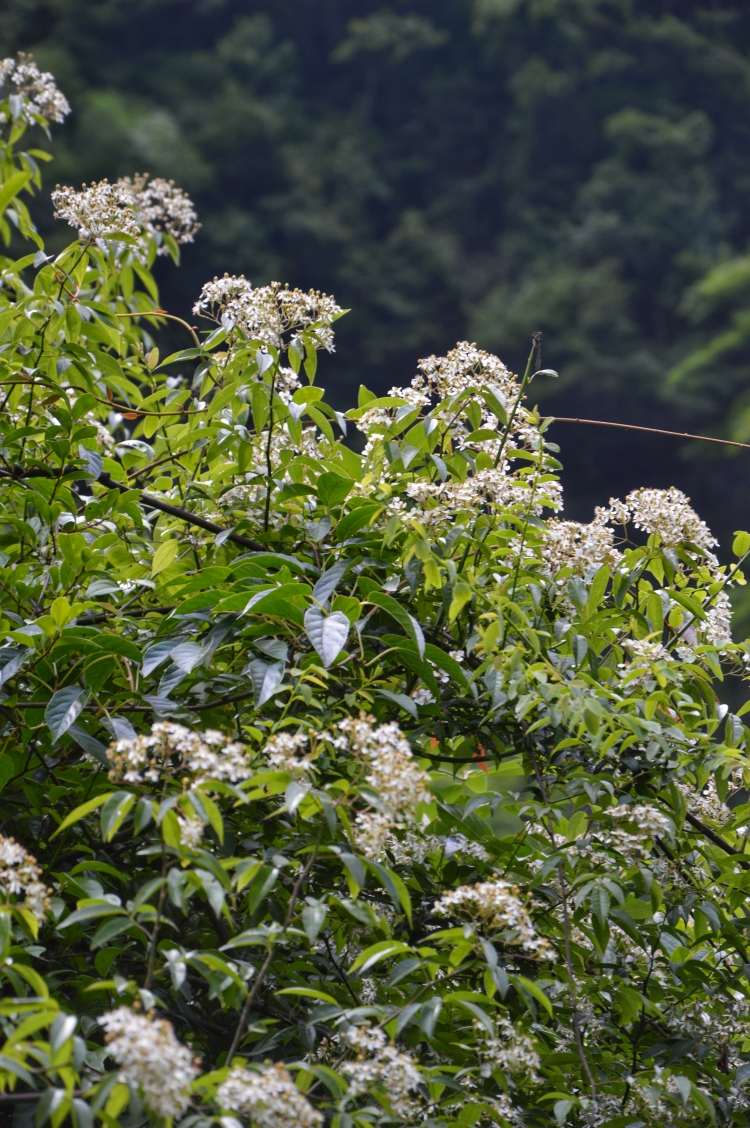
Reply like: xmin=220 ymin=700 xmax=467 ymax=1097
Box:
xmin=493 ymin=333 xmax=541 ymax=469
xmin=544 ymin=415 xmax=750 ymax=452
xmin=114 ymin=310 xmax=202 ymax=349
xmin=144 ymin=854 xmax=169 ymax=990
xmin=225 ymin=841 xmax=319 ymax=1062
xmin=128 ymin=448 xmax=191 ymax=480
xmin=526 ymin=738 xmax=596 ymax=1098
xmin=97 ymin=471 xmax=264 ymax=550
xmin=263 ymin=364 xmax=278 ymax=532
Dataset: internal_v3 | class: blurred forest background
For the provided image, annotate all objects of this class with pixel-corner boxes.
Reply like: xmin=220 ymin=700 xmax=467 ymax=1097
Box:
xmin=3 ymin=0 xmax=750 ymax=573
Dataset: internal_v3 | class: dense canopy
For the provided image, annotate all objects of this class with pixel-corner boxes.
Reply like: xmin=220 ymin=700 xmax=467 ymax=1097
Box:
xmin=2 ymin=57 xmax=750 ymax=1128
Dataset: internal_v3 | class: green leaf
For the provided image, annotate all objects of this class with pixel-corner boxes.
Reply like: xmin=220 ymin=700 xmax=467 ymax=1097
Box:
xmin=349 ymin=940 xmax=413 ymax=973
xmin=45 ymin=686 xmax=89 ymax=741
xmin=0 ymin=170 xmax=31 ymax=217
xmin=151 ymin=539 xmax=180 ymax=576
xmin=58 ymin=901 xmax=126 ymax=930
xmin=276 ymin=986 xmax=340 ymax=1005
xmin=512 ymin=975 xmax=553 ymax=1017
xmin=367 ymin=591 xmax=425 ymax=657
xmin=364 ymin=859 xmax=413 ymax=923
xmin=51 ymin=792 xmax=113 ymax=838
xmin=304 ymin=606 xmax=350 ymax=666
xmin=100 ymin=791 xmax=136 ymax=842
xmin=734 ymin=530 xmax=750 ymax=557
xmin=335 ymin=502 xmax=383 ymax=541
xmin=448 ymin=581 xmax=473 ymax=622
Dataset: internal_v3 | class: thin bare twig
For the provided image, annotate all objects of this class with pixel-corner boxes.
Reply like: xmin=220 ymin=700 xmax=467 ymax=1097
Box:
xmin=544 ymin=416 xmax=750 ymax=452
xmin=97 ymin=472 xmax=264 ymax=551
xmin=225 ymin=841 xmax=320 ymax=1063
xmin=526 ymin=739 xmax=597 ymax=1098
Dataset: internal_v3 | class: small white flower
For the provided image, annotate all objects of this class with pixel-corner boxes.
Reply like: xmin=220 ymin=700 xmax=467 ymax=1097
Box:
xmin=0 ymin=834 xmax=49 ymax=923
xmin=106 ymin=723 xmax=251 ymax=788
xmin=177 ymin=813 xmax=204 ymax=849
xmin=434 ymin=879 xmax=551 ymax=957
xmin=265 ymin=731 xmax=317 ymax=776
xmin=341 ymin=1025 xmax=422 ymax=1118
xmin=217 ymin=1063 xmax=322 ymax=1128
xmin=52 ymin=180 xmax=141 ymax=242
xmin=100 ymin=1007 xmax=199 ymax=1120
xmin=0 ymin=53 xmax=70 ymax=124
xmin=193 ymin=275 xmax=342 ymax=351
xmin=115 ymin=173 xmax=200 ymax=254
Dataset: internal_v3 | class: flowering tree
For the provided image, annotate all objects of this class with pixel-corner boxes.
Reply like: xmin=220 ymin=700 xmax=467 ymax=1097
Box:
xmin=1 ymin=53 xmax=750 ymax=1128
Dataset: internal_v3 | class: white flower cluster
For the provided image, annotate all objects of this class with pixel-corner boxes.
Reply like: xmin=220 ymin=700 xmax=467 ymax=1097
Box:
xmin=52 ymin=180 xmax=141 ymax=242
xmin=405 ymin=467 xmax=562 ymax=528
xmin=478 ymin=1016 xmax=540 ymax=1080
xmin=610 ymin=803 xmax=672 ymax=839
xmin=433 ymin=879 xmax=552 ymax=957
xmin=622 ymin=638 xmax=671 ymax=667
xmin=542 ymin=515 xmax=621 ymax=576
xmin=106 ymin=722 xmax=251 ymax=788
xmin=100 ymin=1007 xmax=199 ymax=1121
xmin=52 ymin=173 xmax=199 ymax=258
xmin=116 ymin=173 xmax=200 ymax=254
xmin=265 ymin=731 xmax=318 ymax=776
xmin=177 ymin=812 xmax=204 ymax=849
xmin=412 ymin=341 xmax=518 ymax=404
xmin=193 ymin=275 xmax=342 ymax=350
xmin=678 ymin=775 xmax=733 ymax=826
xmin=702 ymin=588 xmax=733 ymax=647
xmin=0 ymin=834 xmax=49 ymax=923
xmin=382 ymin=829 xmax=489 ymax=866
xmin=356 ymin=342 xmax=545 ymax=470
xmin=544 ymin=489 xmax=733 ymax=651
xmin=341 ymin=1024 xmax=422 ymax=1119
xmin=217 ymin=1063 xmax=322 ymax=1128
xmin=334 ymin=716 xmax=431 ymax=859
xmin=616 ymin=486 xmax=718 ymax=556
xmin=0 ymin=53 xmax=70 ymax=124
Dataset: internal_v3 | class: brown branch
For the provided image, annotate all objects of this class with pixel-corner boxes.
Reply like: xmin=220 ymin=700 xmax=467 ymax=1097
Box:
xmin=77 ymin=606 xmax=175 ymax=625
xmin=97 ymin=472 xmax=264 ymax=550
xmin=544 ymin=416 xmax=750 ymax=452
xmin=127 ymin=448 xmax=192 ymax=480
xmin=4 ymin=463 xmax=265 ymax=550
xmin=225 ymin=842 xmax=320 ymax=1063
xmin=685 ymin=812 xmax=750 ymax=868
xmin=113 ymin=309 xmax=202 ymax=349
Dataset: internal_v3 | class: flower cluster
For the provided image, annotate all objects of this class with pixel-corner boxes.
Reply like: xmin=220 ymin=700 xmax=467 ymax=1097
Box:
xmin=217 ymin=1063 xmax=322 ymax=1128
xmin=382 ymin=829 xmax=489 ymax=866
xmin=610 ymin=803 xmax=672 ymax=838
xmin=100 ymin=1007 xmax=199 ymax=1120
xmin=334 ymin=716 xmax=431 ymax=859
xmin=622 ymin=638 xmax=672 ymax=667
xmin=0 ymin=834 xmax=49 ymax=923
xmin=341 ymin=1024 xmax=422 ymax=1119
xmin=52 ymin=180 xmax=141 ymax=242
xmin=115 ymin=173 xmax=200 ymax=254
xmin=406 ymin=466 xmax=562 ymax=527
xmin=106 ymin=722 xmax=251 ymax=787
xmin=433 ymin=880 xmax=552 ymax=957
xmin=177 ymin=812 xmax=205 ymax=849
xmin=679 ymin=775 xmax=733 ymax=826
xmin=193 ymin=275 xmax=342 ymax=350
xmin=478 ymin=1017 xmax=540 ymax=1081
xmin=542 ymin=515 xmax=621 ymax=576
xmin=0 ymin=53 xmax=70 ymax=124
xmin=265 ymin=730 xmax=318 ymax=776
xmin=616 ymin=486 xmax=718 ymax=555
xmin=412 ymin=341 xmax=518 ymax=404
